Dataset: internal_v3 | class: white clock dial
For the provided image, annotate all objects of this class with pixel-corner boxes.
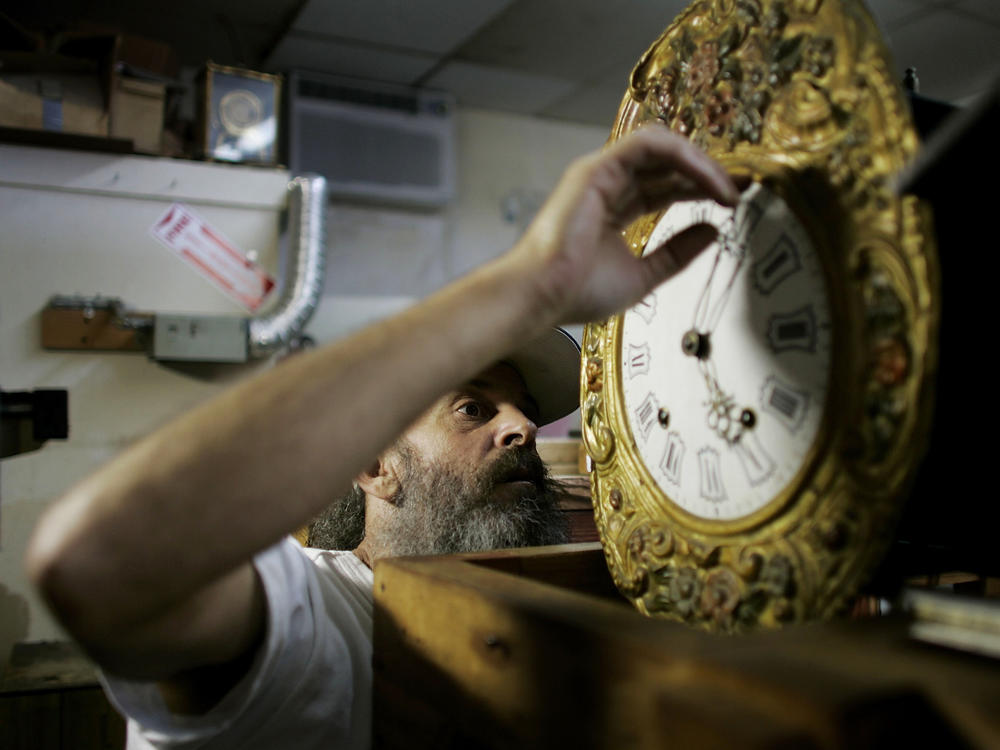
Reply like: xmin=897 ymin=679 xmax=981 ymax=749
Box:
xmin=620 ymin=183 xmax=832 ymax=521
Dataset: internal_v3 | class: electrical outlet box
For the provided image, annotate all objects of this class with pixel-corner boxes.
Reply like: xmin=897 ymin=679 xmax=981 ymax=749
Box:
xmin=153 ymin=315 xmax=247 ymax=362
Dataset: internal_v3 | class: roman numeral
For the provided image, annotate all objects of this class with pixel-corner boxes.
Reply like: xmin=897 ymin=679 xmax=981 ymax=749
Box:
xmin=718 ymin=199 xmax=764 ymax=258
xmin=634 ymin=392 xmax=659 ymax=440
xmin=627 ymin=343 xmax=651 ymax=379
xmin=752 ymin=234 xmax=801 ymax=295
xmin=733 ymin=432 xmax=776 ymax=487
xmin=760 ymin=375 xmax=810 ymax=433
xmin=660 ymin=431 xmax=685 ymax=486
xmin=631 ymin=293 xmax=657 ymax=325
xmin=698 ymin=447 xmax=727 ymax=503
xmin=766 ymin=305 xmax=818 ymax=354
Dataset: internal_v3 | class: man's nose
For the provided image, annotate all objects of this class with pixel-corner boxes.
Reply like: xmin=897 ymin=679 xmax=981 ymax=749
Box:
xmin=495 ymin=405 xmax=538 ymax=448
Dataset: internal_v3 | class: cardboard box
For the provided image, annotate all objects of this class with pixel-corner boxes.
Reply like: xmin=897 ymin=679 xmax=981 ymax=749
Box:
xmin=110 ymin=76 xmax=165 ymax=153
xmin=0 ymin=71 xmax=166 ymax=154
xmin=1 ymin=30 xmax=175 ymax=151
xmin=0 ymin=73 xmax=108 ymax=136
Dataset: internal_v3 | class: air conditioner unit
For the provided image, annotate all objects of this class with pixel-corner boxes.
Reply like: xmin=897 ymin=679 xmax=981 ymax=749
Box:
xmin=287 ymin=72 xmax=456 ymax=209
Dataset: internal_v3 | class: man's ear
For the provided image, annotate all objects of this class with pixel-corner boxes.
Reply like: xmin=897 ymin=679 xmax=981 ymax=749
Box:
xmin=355 ymin=456 xmax=402 ymax=504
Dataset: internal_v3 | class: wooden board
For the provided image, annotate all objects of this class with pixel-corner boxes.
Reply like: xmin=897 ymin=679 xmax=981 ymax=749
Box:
xmin=41 ymin=307 xmax=148 ymax=351
xmin=374 ymin=544 xmax=1000 ymax=749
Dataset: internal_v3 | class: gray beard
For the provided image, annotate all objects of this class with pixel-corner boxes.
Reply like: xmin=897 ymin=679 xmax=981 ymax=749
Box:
xmin=376 ymin=440 xmax=569 ymax=558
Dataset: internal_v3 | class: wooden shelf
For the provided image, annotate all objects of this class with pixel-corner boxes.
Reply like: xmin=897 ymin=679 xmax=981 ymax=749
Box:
xmin=374 ymin=544 xmax=1000 ymax=749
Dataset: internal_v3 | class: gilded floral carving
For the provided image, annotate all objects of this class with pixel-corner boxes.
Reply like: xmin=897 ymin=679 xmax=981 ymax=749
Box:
xmin=630 ymin=0 xmax=845 ymax=152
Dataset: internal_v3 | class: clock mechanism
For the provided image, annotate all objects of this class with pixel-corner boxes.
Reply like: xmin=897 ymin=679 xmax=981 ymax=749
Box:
xmin=583 ymin=0 xmax=938 ymax=631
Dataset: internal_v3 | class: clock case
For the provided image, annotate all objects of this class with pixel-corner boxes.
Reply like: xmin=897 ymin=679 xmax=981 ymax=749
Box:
xmin=196 ymin=62 xmax=282 ymax=165
xmin=583 ymin=0 xmax=939 ymax=631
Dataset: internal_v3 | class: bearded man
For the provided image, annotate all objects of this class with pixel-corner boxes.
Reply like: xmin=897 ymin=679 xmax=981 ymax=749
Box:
xmin=26 ymin=126 xmax=738 ymax=749
xmin=310 ymin=330 xmax=580 ymax=559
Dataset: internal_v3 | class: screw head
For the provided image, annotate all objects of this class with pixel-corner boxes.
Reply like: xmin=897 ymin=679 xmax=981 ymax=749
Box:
xmin=681 ymin=330 xmax=710 ymax=359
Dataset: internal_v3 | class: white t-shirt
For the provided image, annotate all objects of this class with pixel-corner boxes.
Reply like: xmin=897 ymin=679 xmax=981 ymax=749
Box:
xmin=102 ymin=540 xmax=374 ymax=749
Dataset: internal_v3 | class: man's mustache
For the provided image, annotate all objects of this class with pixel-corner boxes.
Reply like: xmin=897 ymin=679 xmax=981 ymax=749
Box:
xmin=483 ymin=447 xmax=547 ymax=488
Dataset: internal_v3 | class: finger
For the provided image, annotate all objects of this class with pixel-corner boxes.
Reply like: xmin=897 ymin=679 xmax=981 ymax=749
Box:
xmin=640 ymin=223 xmax=718 ymax=287
xmin=612 ymin=171 xmax=718 ymax=224
xmin=607 ymin=125 xmax=739 ymax=218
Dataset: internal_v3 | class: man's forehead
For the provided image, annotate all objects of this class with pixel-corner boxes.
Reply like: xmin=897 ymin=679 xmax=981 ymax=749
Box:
xmin=461 ymin=362 xmax=538 ymax=413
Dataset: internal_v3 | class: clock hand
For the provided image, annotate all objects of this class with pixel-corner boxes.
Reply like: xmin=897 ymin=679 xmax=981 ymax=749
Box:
xmin=681 ymin=210 xmax=742 ymax=399
xmin=691 ymin=244 xmax=724 ymax=333
xmin=703 ymin=250 xmax=747 ymax=335
xmin=681 ymin=195 xmax=755 ymax=438
xmin=685 ymin=202 xmax=747 ymax=362
xmin=678 ymin=189 xmax=762 ymax=445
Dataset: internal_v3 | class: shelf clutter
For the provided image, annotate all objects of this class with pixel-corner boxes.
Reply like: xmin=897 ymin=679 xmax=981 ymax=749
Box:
xmin=0 ymin=15 xmax=280 ymax=165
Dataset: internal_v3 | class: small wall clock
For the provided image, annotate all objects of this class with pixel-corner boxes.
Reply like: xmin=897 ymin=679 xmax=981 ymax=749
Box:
xmin=583 ymin=0 xmax=939 ymax=631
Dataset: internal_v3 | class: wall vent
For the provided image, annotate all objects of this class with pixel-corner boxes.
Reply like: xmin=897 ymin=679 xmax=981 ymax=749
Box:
xmin=288 ymin=72 xmax=455 ymax=209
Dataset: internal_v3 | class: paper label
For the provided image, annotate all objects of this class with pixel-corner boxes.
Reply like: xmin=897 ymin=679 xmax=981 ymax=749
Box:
xmin=150 ymin=203 xmax=275 ymax=311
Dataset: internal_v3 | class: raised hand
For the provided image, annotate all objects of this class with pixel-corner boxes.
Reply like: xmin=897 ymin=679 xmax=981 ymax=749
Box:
xmin=507 ymin=125 xmax=738 ymax=325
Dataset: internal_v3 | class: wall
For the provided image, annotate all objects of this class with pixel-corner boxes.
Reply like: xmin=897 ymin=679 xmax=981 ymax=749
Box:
xmin=0 ymin=107 xmax=608 ymax=662
xmin=0 ymin=146 xmax=290 ymax=662
xmin=310 ymin=108 xmax=608 ymax=335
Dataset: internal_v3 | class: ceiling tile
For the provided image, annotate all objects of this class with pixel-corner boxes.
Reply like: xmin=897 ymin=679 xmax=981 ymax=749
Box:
xmin=424 ymin=62 xmax=577 ymax=114
xmin=290 ymin=0 xmax=514 ymax=54
xmin=9 ymin=0 xmax=996 ymax=128
xmin=265 ymin=34 xmax=439 ymax=83
xmin=886 ymin=8 xmax=1000 ymax=102
xmin=454 ymin=0 xmax=691 ymax=82
xmin=954 ymin=0 xmax=1000 ymax=25
xmin=539 ymin=72 xmax=629 ymax=127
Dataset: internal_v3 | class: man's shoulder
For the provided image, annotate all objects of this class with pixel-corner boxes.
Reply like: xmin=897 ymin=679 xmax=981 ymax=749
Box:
xmin=256 ymin=540 xmax=373 ymax=610
xmin=256 ymin=540 xmax=373 ymax=640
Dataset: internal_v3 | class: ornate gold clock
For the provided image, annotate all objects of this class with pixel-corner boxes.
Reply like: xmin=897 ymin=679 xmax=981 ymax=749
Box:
xmin=583 ymin=0 xmax=939 ymax=631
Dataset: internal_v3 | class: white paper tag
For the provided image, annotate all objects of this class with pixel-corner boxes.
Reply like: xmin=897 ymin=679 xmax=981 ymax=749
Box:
xmin=150 ymin=203 xmax=275 ymax=311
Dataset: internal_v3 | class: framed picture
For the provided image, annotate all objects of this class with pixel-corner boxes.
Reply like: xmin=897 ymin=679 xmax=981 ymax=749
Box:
xmin=198 ymin=63 xmax=281 ymax=165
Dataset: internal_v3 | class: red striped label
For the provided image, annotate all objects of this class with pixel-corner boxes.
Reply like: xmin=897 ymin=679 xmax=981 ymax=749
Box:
xmin=150 ymin=203 xmax=275 ymax=311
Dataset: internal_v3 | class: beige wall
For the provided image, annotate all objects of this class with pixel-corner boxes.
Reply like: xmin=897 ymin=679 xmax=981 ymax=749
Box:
xmin=0 ymin=108 xmax=607 ymax=662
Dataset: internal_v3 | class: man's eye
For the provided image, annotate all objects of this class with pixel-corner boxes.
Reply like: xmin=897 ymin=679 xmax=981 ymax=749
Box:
xmin=457 ymin=402 xmax=482 ymax=417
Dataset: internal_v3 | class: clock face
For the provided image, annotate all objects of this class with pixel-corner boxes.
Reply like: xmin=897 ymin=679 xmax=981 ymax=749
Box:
xmin=620 ymin=183 xmax=832 ymax=521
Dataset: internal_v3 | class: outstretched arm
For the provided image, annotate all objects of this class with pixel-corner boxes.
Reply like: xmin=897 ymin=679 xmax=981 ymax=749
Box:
xmin=25 ymin=125 xmax=737 ymax=686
